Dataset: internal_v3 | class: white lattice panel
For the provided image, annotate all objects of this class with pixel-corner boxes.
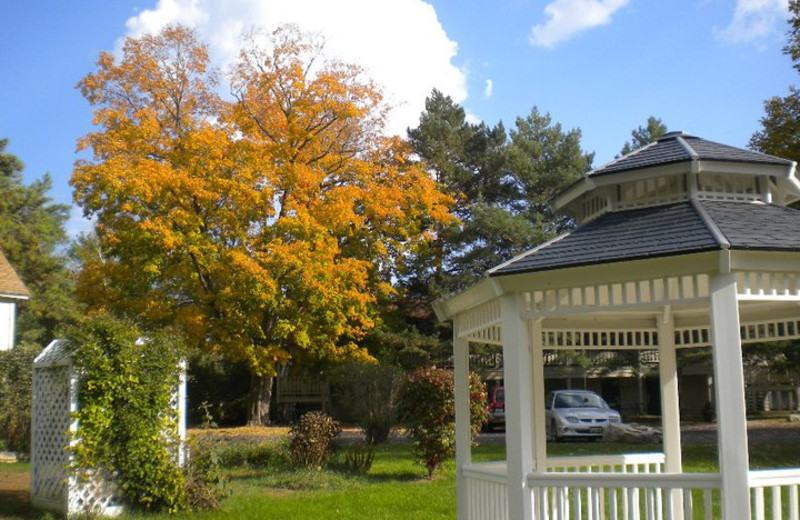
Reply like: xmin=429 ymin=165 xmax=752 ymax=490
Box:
xmin=674 ymin=318 xmax=800 ymax=348
xmin=541 ymin=328 xmax=658 ymax=350
xmin=31 ymin=362 xmax=72 ymax=512
xmin=31 ymin=339 xmax=185 ymax=517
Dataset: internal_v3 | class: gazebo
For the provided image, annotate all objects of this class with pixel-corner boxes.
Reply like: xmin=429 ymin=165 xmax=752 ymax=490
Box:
xmin=434 ymin=132 xmax=800 ymax=520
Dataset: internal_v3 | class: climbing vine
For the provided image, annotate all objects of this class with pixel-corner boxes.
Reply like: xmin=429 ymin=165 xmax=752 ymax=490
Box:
xmin=66 ymin=313 xmax=187 ymax=512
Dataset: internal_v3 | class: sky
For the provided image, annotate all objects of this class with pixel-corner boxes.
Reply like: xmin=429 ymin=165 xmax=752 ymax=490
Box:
xmin=1 ymin=0 xmax=796 ymax=238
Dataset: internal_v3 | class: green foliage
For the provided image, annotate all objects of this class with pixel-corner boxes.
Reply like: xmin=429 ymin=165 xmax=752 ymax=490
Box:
xmin=0 ymin=342 xmax=39 ymax=452
xmin=330 ymin=361 xmax=402 ymax=444
xmin=344 ymin=444 xmax=374 ymax=474
xmin=183 ymin=440 xmax=230 ymax=510
xmin=215 ymin=439 xmax=290 ymax=468
xmin=288 ymin=411 xmax=341 ymax=469
xmin=397 ymin=367 xmax=487 ymax=478
xmin=750 ymin=3 xmax=800 ymax=163
xmin=619 ymin=116 xmax=668 ymax=156
xmin=65 ymin=313 xmax=187 ymax=513
xmin=750 ymin=86 xmax=800 ymax=163
xmin=0 ymin=139 xmax=74 ymax=344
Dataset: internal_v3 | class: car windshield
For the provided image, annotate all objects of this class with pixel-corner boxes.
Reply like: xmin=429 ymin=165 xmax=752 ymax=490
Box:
xmin=496 ymin=389 xmax=504 ymax=404
xmin=553 ymin=392 xmax=607 ymax=409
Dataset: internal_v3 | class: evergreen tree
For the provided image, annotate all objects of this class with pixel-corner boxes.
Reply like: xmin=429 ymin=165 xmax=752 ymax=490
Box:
xmin=0 ymin=139 xmax=73 ymax=343
xmin=620 ymin=116 xmax=668 ymax=156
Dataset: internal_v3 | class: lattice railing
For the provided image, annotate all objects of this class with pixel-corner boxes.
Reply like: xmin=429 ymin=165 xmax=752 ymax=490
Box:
xmin=737 ymin=271 xmax=800 ymax=300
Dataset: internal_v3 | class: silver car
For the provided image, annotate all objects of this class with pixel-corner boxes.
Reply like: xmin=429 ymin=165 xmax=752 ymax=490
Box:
xmin=546 ymin=390 xmax=621 ymax=441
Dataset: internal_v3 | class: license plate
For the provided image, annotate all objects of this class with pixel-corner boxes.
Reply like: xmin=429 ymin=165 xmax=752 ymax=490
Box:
xmin=589 ymin=427 xmax=603 ymax=433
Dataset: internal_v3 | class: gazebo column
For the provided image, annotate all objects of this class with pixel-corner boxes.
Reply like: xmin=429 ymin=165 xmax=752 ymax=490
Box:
xmin=453 ymin=334 xmax=472 ymax=520
xmin=658 ymin=307 xmax=683 ymax=519
xmin=530 ymin=319 xmax=547 ymax=472
xmin=501 ymin=293 xmax=534 ymax=520
xmin=709 ymin=273 xmax=751 ymax=519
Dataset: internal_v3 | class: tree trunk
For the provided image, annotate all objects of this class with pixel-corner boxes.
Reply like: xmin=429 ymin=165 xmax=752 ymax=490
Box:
xmin=248 ymin=373 xmax=273 ymax=426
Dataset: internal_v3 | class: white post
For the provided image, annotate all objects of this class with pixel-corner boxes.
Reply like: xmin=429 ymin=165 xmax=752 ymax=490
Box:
xmin=501 ymin=293 xmax=534 ymax=520
xmin=709 ymin=273 xmax=751 ymax=519
xmin=530 ymin=319 xmax=547 ymax=472
xmin=453 ymin=333 xmax=472 ymax=520
xmin=658 ymin=307 xmax=683 ymax=519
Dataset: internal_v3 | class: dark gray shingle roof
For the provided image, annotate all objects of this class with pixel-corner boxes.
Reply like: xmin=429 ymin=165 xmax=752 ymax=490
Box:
xmin=589 ymin=133 xmax=793 ymax=178
xmin=490 ymin=201 xmax=800 ymax=276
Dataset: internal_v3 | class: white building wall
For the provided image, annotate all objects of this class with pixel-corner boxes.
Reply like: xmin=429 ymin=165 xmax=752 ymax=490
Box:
xmin=0 ymin=300 xmax=16 ymax=350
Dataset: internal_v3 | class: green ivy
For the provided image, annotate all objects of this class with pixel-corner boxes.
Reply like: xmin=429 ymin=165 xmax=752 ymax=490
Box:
xmin=65 ymin=313 xmax=187 ymax=513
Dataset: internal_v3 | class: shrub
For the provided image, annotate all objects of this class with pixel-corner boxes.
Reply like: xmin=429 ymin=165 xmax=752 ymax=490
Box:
xmin=0 ymin=342 xmax=39 ymax=453
xmin=66 ymin=313 xmax=187 ymax=513
xmin=398 ymin=367 xmax=488 ymax=478
xmin=330 ymin=362 xmax=401 ymax=444
xmin=344 ymin=443 xmax=374 ymax=474
xmin=183 ymin=440 xmax=230 ymax=510
xmin=216 ymin=439 xmax=289 ymax=468
xmin=289 ymin=411 xmax=341 ymax=469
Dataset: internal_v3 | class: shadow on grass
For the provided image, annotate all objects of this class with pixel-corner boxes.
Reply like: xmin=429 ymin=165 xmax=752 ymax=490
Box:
xmin=0 ymin=491 xmax=56 ymax=520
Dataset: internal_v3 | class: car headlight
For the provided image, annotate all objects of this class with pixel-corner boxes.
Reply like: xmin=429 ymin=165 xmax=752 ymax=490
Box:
xmin=565 ymin=416 xmax=579 ymax=424
xmin=609 ymin=415 xmax=621 ymax=423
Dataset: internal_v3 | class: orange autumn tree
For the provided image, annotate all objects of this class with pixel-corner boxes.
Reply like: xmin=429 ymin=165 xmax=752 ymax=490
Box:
xmin=72 ymin=25 xmax=453 ymax=424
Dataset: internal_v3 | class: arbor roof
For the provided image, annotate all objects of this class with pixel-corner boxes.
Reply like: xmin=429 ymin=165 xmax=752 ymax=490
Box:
xmin=490 ymin=200 xmax=800 ymax=276
xmin=0 ymin=251 xmax=30 ymax=299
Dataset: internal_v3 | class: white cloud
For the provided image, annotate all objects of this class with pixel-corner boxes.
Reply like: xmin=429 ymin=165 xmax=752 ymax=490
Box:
xmin=123 ymin=0 xmax=467 ymax=137
xmin=484 ymin=79 xmax=493 ymax=99
xmin=715 ymin=0 xmax=789 ymax=46
xmin=529 ymin=0 xmax=630 ymax=49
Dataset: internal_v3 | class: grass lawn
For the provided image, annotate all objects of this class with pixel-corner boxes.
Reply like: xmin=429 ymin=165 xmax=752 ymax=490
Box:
xmin=2 ymin=437 xmax=800 ymax=520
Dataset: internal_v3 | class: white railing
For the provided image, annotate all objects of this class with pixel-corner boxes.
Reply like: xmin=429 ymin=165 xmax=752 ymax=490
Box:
xmin=528 ymin=471 xmax=721 ymax=520
xmin=463 ymin=457 xmax=800 ymax=520
xmin=749 ymin=468 xmax=800 ymax=520
xmin=462 ymin=462 xmax=509 ymax=520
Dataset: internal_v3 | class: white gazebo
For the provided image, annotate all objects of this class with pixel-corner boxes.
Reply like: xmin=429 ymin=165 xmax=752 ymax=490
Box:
xmin=434 ymin=132 xmax=800 ymax=520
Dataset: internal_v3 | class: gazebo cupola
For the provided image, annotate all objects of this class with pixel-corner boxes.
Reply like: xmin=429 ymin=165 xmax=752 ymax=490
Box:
xmin=555 ymin=131 xmax=800 ymax=226
xmin=435 ymin=132 xmax=800 ymax=520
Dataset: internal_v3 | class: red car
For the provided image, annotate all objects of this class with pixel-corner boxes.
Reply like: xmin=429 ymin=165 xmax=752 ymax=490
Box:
xmin=486 ymin=386 xmax=505 ymax=431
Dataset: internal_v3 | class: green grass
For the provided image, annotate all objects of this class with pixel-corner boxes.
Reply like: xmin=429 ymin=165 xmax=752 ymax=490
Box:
xmin=2 ymin=441 xmax=800 ymax=520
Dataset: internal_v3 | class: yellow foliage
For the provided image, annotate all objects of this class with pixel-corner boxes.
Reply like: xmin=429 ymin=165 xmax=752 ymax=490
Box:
xmin=72 ymin=24 xmax=454 ymax=376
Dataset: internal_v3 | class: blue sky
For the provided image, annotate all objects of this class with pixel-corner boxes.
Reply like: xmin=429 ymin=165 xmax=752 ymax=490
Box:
xmin=1 ymin=0 xmax=795 ymax=237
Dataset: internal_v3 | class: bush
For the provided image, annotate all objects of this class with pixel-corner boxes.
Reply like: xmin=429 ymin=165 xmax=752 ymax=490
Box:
xmin=66 ymin=313 xmax=187 ymax=513
xmin=330 ymin=362 xmax=401 ymax=444
xmin=183 ymin=440 xmax=230 ymax=510
xmin=0 ymin=342 xmax=39 ymax=453
xmin=344 ymin=443 xmax=374 ymax=474
xmin=289 ymin=411 xmax=341 ymax=469
xmin=398 ymin=367 xmax=488 ymax=478
xmin=215 ymin=439 xmax=289 ymax=468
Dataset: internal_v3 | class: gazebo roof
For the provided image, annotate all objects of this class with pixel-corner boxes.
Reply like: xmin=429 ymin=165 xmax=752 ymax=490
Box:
xmin=490 ymin=200 xmax=800 ymax=276
xmin=588 ymin=132 xmax=793 ymax=178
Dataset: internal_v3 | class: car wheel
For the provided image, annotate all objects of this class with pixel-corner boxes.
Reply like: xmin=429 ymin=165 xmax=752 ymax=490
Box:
xmin=551 ymin=420 xmax=561 ymax=442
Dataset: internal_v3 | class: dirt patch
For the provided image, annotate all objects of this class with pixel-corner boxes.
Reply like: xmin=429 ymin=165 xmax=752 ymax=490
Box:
xmin=0 ymin=468 xmax=29 ymax=495
xmin=681 ymin=418 xmax=800 ymax=445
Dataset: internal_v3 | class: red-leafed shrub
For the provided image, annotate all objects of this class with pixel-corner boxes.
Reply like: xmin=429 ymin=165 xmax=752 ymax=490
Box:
xmin=398 ymin=367 xmax=487 ymax=478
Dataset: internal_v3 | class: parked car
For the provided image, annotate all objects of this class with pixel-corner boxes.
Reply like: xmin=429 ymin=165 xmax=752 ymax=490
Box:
xmin=545 ymin=390 xmax=621 ymax=441
xmin=486 ymin=386 xmax=505 ymax=431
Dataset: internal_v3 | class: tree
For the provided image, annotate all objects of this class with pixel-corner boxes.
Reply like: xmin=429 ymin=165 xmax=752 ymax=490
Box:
xmin=750 ymin=2 xmax=800 ymax=162
xmin=620 ymin=116 xmax=668 ymax=156
xmin=72 ymin=25 xmax=452 ymax=425
xmin=0 ymin=139 xmax=73 ymax=343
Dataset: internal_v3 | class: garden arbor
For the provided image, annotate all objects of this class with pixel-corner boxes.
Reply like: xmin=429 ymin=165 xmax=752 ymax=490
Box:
xmin=435 ymin=132 xmax=800 ymax=520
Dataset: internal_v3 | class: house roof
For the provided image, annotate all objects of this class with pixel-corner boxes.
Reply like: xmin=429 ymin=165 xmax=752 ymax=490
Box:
xmin=0 ymin=251 xmax=30 ymax=299
xmin=490 ymin=200 xmax=800 ymax=277
xmin=588 ymin=132 xmax=793 ymax=178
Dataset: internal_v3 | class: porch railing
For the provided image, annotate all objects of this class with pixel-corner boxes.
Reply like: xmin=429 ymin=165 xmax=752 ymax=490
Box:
xmin=749 ymin=468 xmax=800 ymax=520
